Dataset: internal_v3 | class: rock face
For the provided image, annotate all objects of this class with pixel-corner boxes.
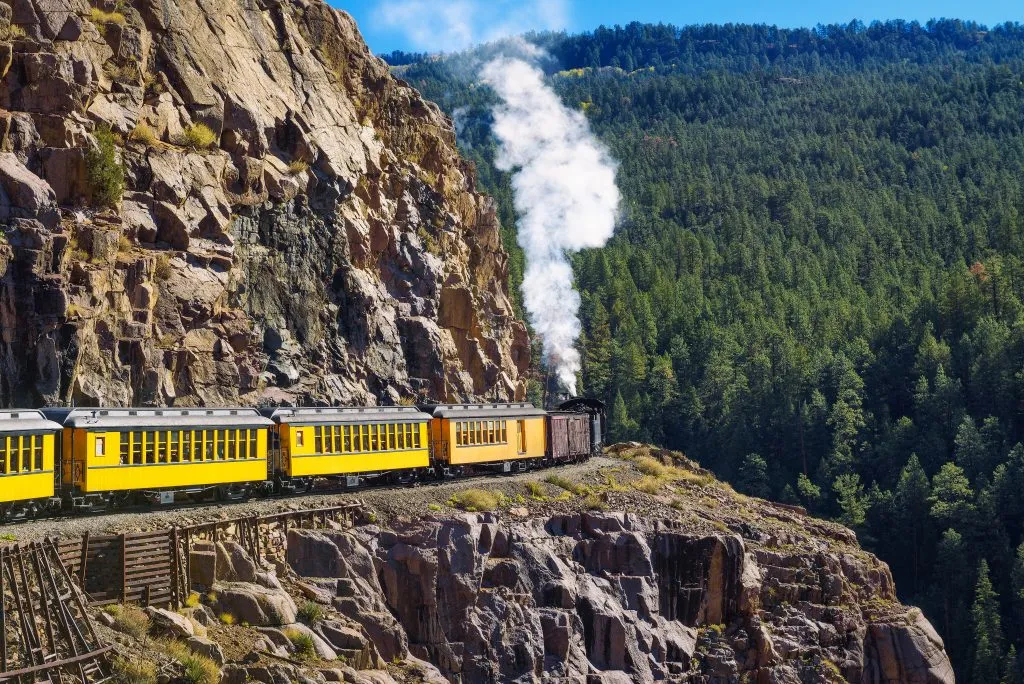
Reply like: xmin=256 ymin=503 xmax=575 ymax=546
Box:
xmin=0 ymin=0 xmax=529 ymax=406
xmin=285 ymin=513 xmax=955 ymax=683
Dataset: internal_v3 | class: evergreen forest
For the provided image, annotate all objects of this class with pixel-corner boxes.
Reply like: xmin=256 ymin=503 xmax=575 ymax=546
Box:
xmin=384 ymin=20 xmax=1024 ymax=680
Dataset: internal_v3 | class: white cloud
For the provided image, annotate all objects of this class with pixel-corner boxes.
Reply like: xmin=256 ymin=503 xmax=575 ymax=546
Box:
xmin=372 ymin=0 xmax=568 ymax=53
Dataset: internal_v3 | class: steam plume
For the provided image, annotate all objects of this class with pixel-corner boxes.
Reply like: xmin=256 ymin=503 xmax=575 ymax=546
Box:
xmin=481 ymin=55 xmax=620 ymax=395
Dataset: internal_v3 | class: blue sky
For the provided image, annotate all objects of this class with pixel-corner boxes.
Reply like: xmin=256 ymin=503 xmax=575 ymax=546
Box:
xmin=334 ymin=0 xmax=1023 ymax=54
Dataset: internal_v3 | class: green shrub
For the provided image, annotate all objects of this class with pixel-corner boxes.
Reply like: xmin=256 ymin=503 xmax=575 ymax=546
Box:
xmin=181 ymin=653 xmax=219 ymax=684
xmin=448 ymin=488 xmax=499 ymax=512
xmin=284 ymin=628 xmax=316 ymax=660
xmin=111 ymin=655 xmax=157 ymax=684
xmin=181 ymin=123 xmax=217 ymax=150
xmin=217 ymin=612 xmax=234 ymax=625
xmin=583 ymin=493 xmax=607 ymax=511
xmin=297 ymin=601 xmax=324 ymax=624
xmin=86 ymin=126 xmax=124 ymax=208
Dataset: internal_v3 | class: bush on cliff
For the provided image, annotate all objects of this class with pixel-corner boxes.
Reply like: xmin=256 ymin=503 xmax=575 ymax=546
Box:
xmin=85 ymin=126 xmax=124 ymax=208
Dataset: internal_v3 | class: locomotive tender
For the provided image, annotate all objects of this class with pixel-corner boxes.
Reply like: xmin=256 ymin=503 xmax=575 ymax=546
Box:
xmin=0 ymin=401 xmax=604 ymax=517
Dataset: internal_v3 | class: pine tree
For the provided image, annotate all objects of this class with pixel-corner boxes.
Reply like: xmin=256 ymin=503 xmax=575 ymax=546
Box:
xmin=608 ymin=391 xmax=637 ymax=443
xmin=583 ymin=301 xmax=612 ymax=399
xmin=1011 ymin=543 xmax=1024 ymax=643
xmin=894 ymin=454 xmax=930 ymax=593
xmin=971 ymin=560 xmax=1004 ymax=683
xmin=1003 ymin=645 xmax=1021 ymax=684
xmin=833 ymin=473 xmax=867 ymax=528
xmin=737 ymin=453 xmax=770 ymax=499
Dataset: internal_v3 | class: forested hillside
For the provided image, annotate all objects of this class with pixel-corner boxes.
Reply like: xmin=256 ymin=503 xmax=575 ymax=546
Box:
xmin=384 ymin=20 xmax=1024 ymax=680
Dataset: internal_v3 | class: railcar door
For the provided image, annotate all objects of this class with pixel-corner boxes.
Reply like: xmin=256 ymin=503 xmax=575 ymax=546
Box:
xmin=517 ymin=420 xmax=526 ymax=454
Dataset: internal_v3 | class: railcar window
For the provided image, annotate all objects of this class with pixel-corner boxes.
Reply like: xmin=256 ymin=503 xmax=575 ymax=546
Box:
xmin=217 ymin=430 xmax=226 ymax=460
xmin=95 ymin=435 xmax=105 ymax=457
xmin=120 ymin=433 xmax=129 ymax=464
xmin=249 ymin=429 xmax=258 ymax=459
xmin=34 ymin=435 xmax=42 ymax=471
xmin=0 ymin=437 xmax=6 ymax=474
xmin=294 ymin=429 xmax=304 ymax=448
xmin=10 ymin=436 xmax=19 ymax=472
xmin=183 ymin=431 xmax=193 ymax=462
xmin=131 ymin=432 xmax=142 ymax=464
xmin=144 ymin=432 xmax=154 ymax=464
xmin=170 ymin=431 xmax=180 ymax=462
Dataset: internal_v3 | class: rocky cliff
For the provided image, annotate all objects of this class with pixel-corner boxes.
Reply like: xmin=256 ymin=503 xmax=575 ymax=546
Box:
xmin=0 ymin=0 xmax=529 ymax=406
xmin=77 ymin=447 xmax=954 ymax=683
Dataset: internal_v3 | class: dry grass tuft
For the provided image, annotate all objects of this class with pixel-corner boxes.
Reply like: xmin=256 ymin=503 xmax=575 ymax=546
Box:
xmin=181 ymin=123 xmax=217 ymax=150
xmin=284 ymin=628 xmax=316 ymax=660
xmin=524 ymin=481 xmax=546 ymax=498
xmin=181 ymin=653 xmax=220 ymax=684
xmin=287 ymin=159 xmax=309 ymax=175
xmin=544 ymin=474 xmax=586 ymax=496
xmin=130 ymin=122 xmax=159 ymax=147
xmin=448 ymin=488 xmax=500 ymax=512
xmin=90 ymin=7 xmax=126 ymax=25
xmin=110 ymin=655 xmax=157 ymax=684
xmin=104 ymin=603 xmax=150 ymax=638
xmin=632 ymin=476 xmax=665 ymax=495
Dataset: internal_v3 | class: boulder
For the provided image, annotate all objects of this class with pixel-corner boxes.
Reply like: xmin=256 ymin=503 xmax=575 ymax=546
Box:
xmin=186 ymin=636 xmax=226 ymax=665
xmin=214 ymin=582 xmax=297 ymax=626
xmin=145 ymin=607 xmax=195 ymax=638
xmin=0 ymin=152 xmax=59 ymax=228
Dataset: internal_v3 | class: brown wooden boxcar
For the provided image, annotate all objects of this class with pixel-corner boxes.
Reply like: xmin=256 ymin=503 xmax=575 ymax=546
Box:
xmin=548 ymin=412 xmax=591 ymax=461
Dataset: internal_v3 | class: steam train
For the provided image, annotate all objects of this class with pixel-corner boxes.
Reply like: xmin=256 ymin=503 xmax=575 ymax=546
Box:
xmin=0 ymin=400 xmax=605 ymax=517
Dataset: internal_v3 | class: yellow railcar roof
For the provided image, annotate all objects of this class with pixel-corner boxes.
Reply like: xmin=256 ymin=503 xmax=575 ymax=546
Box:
xmin=260 ymin=406 xmax=431 ymax=424
xmin=419 ymin=403 xmax=547 ymax=419
xmin=0 ymin=410 xmax=62 ymax=434
xmin=41 ymin=407 xmax=273 ymax=430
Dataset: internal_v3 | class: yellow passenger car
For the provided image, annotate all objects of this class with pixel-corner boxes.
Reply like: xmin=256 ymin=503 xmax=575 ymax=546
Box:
xmin=420 ymin=403 xmax=547 ymax=468
xmin=262 ymin=407 xmax=432 ymax=484
xmin=0 ymin=410 xmax=62 ymax=516
xmin=42 ymin=407 xmax=272 ymax=507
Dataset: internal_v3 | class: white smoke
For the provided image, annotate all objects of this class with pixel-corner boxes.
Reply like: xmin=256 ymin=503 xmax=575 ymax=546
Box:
xmin=481 ymin=55 xmax=620 ymax=395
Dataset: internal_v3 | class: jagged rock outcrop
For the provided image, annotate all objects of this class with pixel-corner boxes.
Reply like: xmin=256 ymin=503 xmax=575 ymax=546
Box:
xmin=0 ymin=0 xmax=529 ymax=406
xmin=284 ymin=513 xmax=955 ymax=683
